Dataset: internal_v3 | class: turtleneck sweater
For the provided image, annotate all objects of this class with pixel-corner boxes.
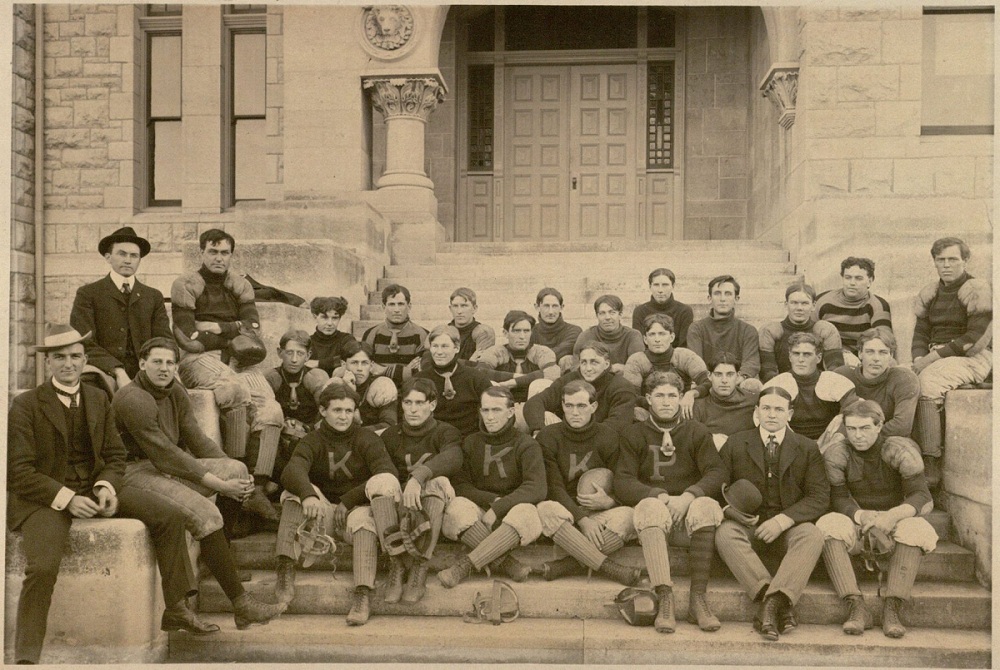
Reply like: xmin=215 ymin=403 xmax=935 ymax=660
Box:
xmin=691 ymin=386 xmax=759 ymax=437
xmin=535 ymin=419 xmax=621 ymax=522
xmin=361 ymin=319 xmax=428 ymax=384
xmin=281 ymin=420 xmax=396 ymax=509
xmin=782 ymin=369 xmax=856 ymax=440
xmin=833 ymin=363 xmax=919 ymax=437
xmin=453 ymin=417 xmax=546 ymax=522
xmin=523 ymin=368 xmax=639 ymax=433
xmin=380 ymin=417 xmax=463 ymax=484
xmin=309 ymin=328 xmax=359 ymax=375
xmin=815 ymin=288 xmax=892 ymax=355
xmin=631 ymin=294 xmax=694 ymax=347
xmin=473 ymin=343 xmax=559 ymax=403
xmin=415 ymin=358 xmax=494 ymax=437
xmin=615 ymin=414 xmax=725 ymax=505
xmin=450 ymin=318 xmax=496 ymax=361
xmin=759 ymin=316 xmax=845 ymax=382
xmin=687 ymin=309 xmax=760 ymax=379
xmin=112 ymin=371 xmax=227 ymax=483
xmin=912 ymin=272 xmax=993 ymax=359
xmin=170 ymin=265 xmax=259 ymax=353
xmin=573 ymin=324 xmax=645 ymax=366
xmin=622 ymin=345 xmax=710 ymax=394
xmin=531 ymin=315 xmax=583 ymax=361
xmin=829 ymin=434 xmax=932 ymax=520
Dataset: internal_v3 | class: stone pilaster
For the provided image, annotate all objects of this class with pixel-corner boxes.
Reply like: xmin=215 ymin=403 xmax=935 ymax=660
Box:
xmin=760 ymin=63 xmax=798 ymax=129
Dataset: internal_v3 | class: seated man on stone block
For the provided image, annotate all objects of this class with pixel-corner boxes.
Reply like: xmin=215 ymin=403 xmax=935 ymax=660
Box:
xmin=692 ymin=354 xmax=759 ymax=449
xmin=615 ymin=372 xmax=727 ymax=634
xmin=632 ymin=267 xmax=694 ymax=347
xmin=307 ymin=296 xmax=359 ymax=375
xmin=573 ymin=294 xmax=645 ymax=373
xmin=910 ymin=236 xmax=992 ymax=487
xmin=687 ymin=274 xmax=762 ymax=394
xmin=524 ymin=342 xmax=638 ymax=436
xmin=530 ymin=287 xmax=583 ymax=373
xmin=274 ymin=384 xmax=399 ymax=625
xmin=715 ymin=387 xmax=829 ymax=642
xmin=817 ymin=400 xmax=936 ymax=640
xmin=380 ymin=378 xmax=464 ymax=603
xmin=328 ymin=341 xmax=398 ymax=434
xmin=534 ymin=379 xmax=641 ymax=586
xmin=759 ymin=282 xmax=844 ymax=383
xmin=623 ymin=313 xmax=710 ymax=415
xmin=415 ymin=324 xmax=494 ymax=437
xmin=815 ymin=256 xmax=893 ymax=366
xmin=112 ymin=336 xmax=286 ymax=636
xmin=437 ymin=387 xmax=547 ymax=588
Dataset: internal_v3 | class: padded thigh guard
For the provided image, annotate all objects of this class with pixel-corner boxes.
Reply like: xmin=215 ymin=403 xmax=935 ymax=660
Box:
xmin=633 ymin=497 xmax=672 ymax=533
xmin=442 ymin=496 xmax=483 ymax=540
xmin=816 ymin=512 xmax=859 ymax=551
xmin=365 ymin=472 xmax=402 ymax=502
xmin=346 ymin=505 xmax=378 ymax=536
xmin=537 ymin=500 xmax=574 ymax=537
xmin=893 ymin=516 xmax=938 ymax=553
xmin=686 ymin=497 xmax=723 ymax=534
xmin=422 ymin=476 xmax=455 ymax=503
xmin=502 ymin=503 xmax=543 ymax=545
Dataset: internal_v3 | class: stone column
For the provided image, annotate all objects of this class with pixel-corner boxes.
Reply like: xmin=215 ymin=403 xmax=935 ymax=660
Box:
xmin=363 ymin=74 xmax=446 ymax=190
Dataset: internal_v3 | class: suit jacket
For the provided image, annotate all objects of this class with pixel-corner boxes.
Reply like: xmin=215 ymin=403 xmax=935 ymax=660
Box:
xmin=7 ymin=382 xmax=126 ymax=530
xmin=719 ymin=428 xmax=830 ymax=525
xmin=70 ymin=275 xmax=171 ymax=376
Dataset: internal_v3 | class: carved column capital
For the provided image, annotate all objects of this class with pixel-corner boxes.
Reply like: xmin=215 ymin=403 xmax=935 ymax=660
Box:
xmin=363 ymin=75 xmax=446 ymax=122
xmin=760 ymin=64 xmax=799 ymax=130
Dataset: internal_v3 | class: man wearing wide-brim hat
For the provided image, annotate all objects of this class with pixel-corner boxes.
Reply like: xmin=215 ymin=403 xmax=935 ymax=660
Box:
xmin=70 ymin=226 xmax=172 ymax=394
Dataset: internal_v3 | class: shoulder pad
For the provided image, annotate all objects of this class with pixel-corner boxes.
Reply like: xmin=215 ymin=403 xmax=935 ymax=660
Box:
xmin=816 ymin=371 xmax=855 ymax=401
xmin=473 ymin=344 xmax=507 ymax=367
xmin=958 ymin=278 xmax=993 ymax=315
xmin=225 ymin=273 xmax=256 ymax=304
xmin=528 ymin=344 xmax=557 ymax=367
xmin=758 ymin=321 xmax=783 ymax=349
xmin=170 ymin=272 xmax=205 ymax=310
xmin=913 ymin=282 xmax=940 ymax=318
xmin=763 ymin=372 xmax=798 ymax=400
xmin=882 ymin=436 xmax=924 ymax=478
xmin=822 ymin=440 xmax=850 ymax=487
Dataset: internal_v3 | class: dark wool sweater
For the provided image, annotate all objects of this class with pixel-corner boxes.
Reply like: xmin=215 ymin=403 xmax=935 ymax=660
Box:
xmin=523 ymin=369 xmax=638 ymax=433
xmin=826 ymin=435 xmax=932 ymax=519
xmin=785 ymin=370 xmax=857 ymax=439
xmin=451 ymin=319 xmax=495 ymax=361
xmin=361 ymin=320 xmax=428 ymax=382
xmin=453 ymin=418 xmax=547 ymax=522
xmin=759 ymin=317 xmax=845 ymax=382
xmin=687 ymin=310 xmax=760 ymax=379
xmin=536 ymin=420 xmax=621 ymax=522
xmin=691 ymin=387 xmax=759 ymax=437
xmin=573 ymin=325 xmax=645 ymax=366
xmin=622 ymin=346 xmax=710 ymax=394
xmin=281 ymin=421 xmax=397 ymax=509
xmin=912 ymin=273 xmax=993 ymax=359
xmin=113 ymin=372 xmax=227 ymax=484
xmin=380 ymin=417 xmax=463 ymax=485
xmin=172 ymin=266 xmax=260 ymax=352
xmin=263 ymin=366 xmax=328 ymax=424
xmin=415 ymin=360 xmax=494 ymax=437
xmin=474 ymin=344 xmax=558 ymax=403
xmin=531 ymin=315 xmax=583 ymax=361
xmin=631 ymin=295 xmax=694 ymax=347
xmin=833 ymin=364 xmax=919 ymax=438
xmin=615 ymin=417 xmax=725 ymax=505
xmin=815 ymin=289 xmax=893 ymax=354
xmin=309 ymin=329 xmax=359 ymax=375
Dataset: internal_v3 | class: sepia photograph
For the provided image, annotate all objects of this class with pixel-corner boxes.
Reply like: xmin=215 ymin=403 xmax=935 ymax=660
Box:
xmin=2 ymin=2 xmax=993 ymax=666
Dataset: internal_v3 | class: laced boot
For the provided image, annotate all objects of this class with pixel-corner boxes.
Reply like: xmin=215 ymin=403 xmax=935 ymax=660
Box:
xmin=842 ymin=595 xmax=872 ymax=635
xmin=275 ymin=556 xmax=296 ymax=605
xmin=438 ymin=555 xmax=475 ymax=588
xmin=539 ymin=555 xmax=588 ymax=581
xmin=653 ymin=585 xmax=676 ymax=633
xmin=758 ymin=593 xmax=782 ymax=641
xmin=383 ymin=556 xmax=407 ymax=604
xmin=495 ymin=554 xmax=531 ymax=582
xmin=687 ymin=591 xmax=721 ymax=632
xmin=232 ymin=592 xmax=287 ymax=630
xmin=346 ymin=585 xmax=371 ymax=626
xmin=599 ymin=558 xmax=642 ymax=587
xmin=401 ymin=560 xmax=429 ymax=604
xmin=243 ymin=486 xmax=279 ymax=522
xmin=161 ymin=599 xmax=220 ymax=635
xmin=882 ymin=597 xmax=906 ymax=638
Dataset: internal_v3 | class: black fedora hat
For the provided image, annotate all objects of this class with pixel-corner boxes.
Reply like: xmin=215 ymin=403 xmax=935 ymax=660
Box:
xmin=98 ymin=226 xmax=151 ymax=257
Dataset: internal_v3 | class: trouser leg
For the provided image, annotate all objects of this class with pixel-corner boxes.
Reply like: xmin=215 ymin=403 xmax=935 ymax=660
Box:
xmin=200 ymin=530 xmax=245 ymax=603
xmin=715 ymin=519 xmax=771 ymax=601
xmin=767 ymin=523 xmax=824 ymax=606
xmin=15 ymin=508 xmax=72 ymax=664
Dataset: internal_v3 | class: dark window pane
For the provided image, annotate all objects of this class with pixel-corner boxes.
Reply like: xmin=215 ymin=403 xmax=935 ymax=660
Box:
xmin=234 ymin=32 xmax=266 ymax=117
xmin=647 ymin=62 xmax=673 ymax=169
xmin=647 ymin=8 xmax=676 ymax=48
xmin=152 ymin=120 xmax=182 ymax=203
xmin=235 ymin=119 xmax=266 ymax=201
xmin=150 ymin=34 xmax=181 ymax=118
xmin=226 ymin=4 xmax=267 ymax=14
xmin=504 ymin=6 xmax=637 ymax=51
xmin=146 ymin=5 xmax=182 ymax=16
xmin=467 ymin=9 xmax=495 ymax=52
xmin=468 ymin=65 xmax=494 ymax=170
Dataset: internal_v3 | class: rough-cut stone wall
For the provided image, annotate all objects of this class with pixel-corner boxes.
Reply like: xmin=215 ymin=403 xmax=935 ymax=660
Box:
xmin=683 ymin=6 xmax=751 ymax=240
xmin=11 ymin=4 xmax=37 ymax=391
xmin=265 ymin=6 xmax=284 ymax=200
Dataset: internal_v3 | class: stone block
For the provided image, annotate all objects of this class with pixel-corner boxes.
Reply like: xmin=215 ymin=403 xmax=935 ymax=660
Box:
xmin=83 ymin=60 xmax=121 ymax=78
xmin=703 ymin=130 xmax=746 ymax=157
xmin=703 ymin=107 xmax=748 ymax=132
xmin=806 ymin=160 xmax=849 ymax=196
xmin=685 ymin=73 xmax=715 ymax=108
xmin=706 ymin=38 xmax=744 ymax=72
xmin=70 ymin=36 xmax=97 ymax=57
xmin=80 ymin=168 xmax=118 ymax=188
xmin=715 ymin=82 xmax=749 ymax=108
xmin=881 ymin=19 xmax=921 ymax=64
xmin=73 ymin=98 xmax=109 ymax=128
xmin=686 ymin=38 xmax=707 ymax=75
xmin=60 ymin=20 xmax=85 ymax=38
xmin=803 ymin=21 xmax=880 ymax=66
xmin=933 ymin=157 xmax=975 ymax=197
xmin=719 ymin=177 xmax=748 ymax=200
xmin=849 ymin=158 xmax=893 ymax=194
xmin=51 ymin=169 xmax=80 ymax=193
xmin=102 ymin=185 xmax=135 ymax=210
xmin=85 ymin=11 xmax=118 ymax=36
xmin=61 ymin=147 xmax=110 ymax=169
xmin=108 ymin=35 xmax=131 ymax=63
xmin=187 ymin=389 xmax=223 ymax=446
xmin=4 ymin=519 xmax=167 ymax=664
xmin=891 ymin=158 xmax=934 ymax=195
xmin=943 ymin=390 xmax=991 ymax=506
xmin=803 ymin=108 xmax=875 ymax=138
xmin=686 ymin=200 xmax=747 ymax=218
xmin=874 ymin=100 xmax=920 ymax=137
xmin=837 ymin=65 xmax=899 ymax=102
xmin=685 ymin=157 xmax=720 ymax=200
xmin=54 ymin=57 xmax=83 ymax=77
xmin=974 ymin=156 xmax=992 ymax=199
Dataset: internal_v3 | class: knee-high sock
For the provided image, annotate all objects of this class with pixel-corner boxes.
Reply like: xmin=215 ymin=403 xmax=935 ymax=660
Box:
xmin=422 ymin=495 xmax=447 ymax=558
xmin=638 ymin=526 xmax=672 ymax=588
xmin=370 ymin=496 xmax=400 ymax=552
xmin=222 ymin=406 xmax=249 ymax=458
xmin=914 ymin=399 xmax=943 ymax=458
xmin=459 ymin=520 xmax=492 ymax=549
xmin=200 ymin=530 xmax=245 ymax=602
xmin=597 ymin=528 xmax=625 ymax=555
xmin=216 ymin=495 xmax=243 ymax=541
xmin=353 ymin=529 xmax=379 ymax=589
xmin=885 ymin=544 xmax=922 ymax=601
xmin=552 ymin=522 xmax=607 ymax=571
xmin=253 ymin=425 xmax=281 ymax=481
xmin=688 ymin=528 xmax=715 ymax=595
xmin=467 ymin=524 xmax=520 ymax=570
xmin=822 ymin=539 xmax=860 ymax=598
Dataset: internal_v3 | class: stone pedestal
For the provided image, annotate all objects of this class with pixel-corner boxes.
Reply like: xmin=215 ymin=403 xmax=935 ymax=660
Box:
xmin=364 ymin=187 xmax=445 ymax=265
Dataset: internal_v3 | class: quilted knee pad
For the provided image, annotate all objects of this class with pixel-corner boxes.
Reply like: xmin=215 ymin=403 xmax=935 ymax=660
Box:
xmin=365 ymin=472 xmax=402 ymax=502
xmin=596 ymin=506 xmax=636 ymax=540
xmin=503 ymin=503 xmax=543 ymax=545
xmin=893 ymin=516 xmax=939 ymax=553
xmin=422 ymin=476 xmax=455 ymax=503
xmin=346 ymin=505 xmax=377 ymax=536
xmin=816 ymin=512 xmax=857 ymax=549
xmin=442 ymin=496 xmax=483 ymax=540
xmin=537 ymin=500 xmax=573 ymax=537
xmin=633 ymin=497 xmax=671 ymax=532
xmin=685 ymin=496 xmax=723 ymax=534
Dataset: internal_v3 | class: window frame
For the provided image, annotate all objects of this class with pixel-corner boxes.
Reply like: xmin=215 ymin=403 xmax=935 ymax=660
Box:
xmin=223 ymin=11 xmax=268 ymax=206
xmin=139 ymin=9 xmax=182 ymax=208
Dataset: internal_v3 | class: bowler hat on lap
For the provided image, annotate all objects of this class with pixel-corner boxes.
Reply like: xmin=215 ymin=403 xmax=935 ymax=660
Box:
xmin=98 ymin=226 xmax=151 ymax=257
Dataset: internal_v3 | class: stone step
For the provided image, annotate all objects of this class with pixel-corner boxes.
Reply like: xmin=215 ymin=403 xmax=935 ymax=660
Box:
xmin=433 ymin=248 xmax=790 ymax=264
xmin=197 ymin=572 xmax=991 ymax=630
xmin=358 ymin=302 xmax=787 ymax=323
xmin=440 ymin=239 xmax=786 ymax=254
xmin=375 ymin=274 xmax=804 ymax=293
xmin=366 ymin=288 xmax=788 ymax=306
xmin=168 ymin=615 xmax=991 ymax=667
xmin=385 ymin=260 xmax=797 ymax=279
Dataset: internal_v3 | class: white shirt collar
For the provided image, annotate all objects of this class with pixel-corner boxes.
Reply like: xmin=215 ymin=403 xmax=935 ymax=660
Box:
xmin=759 ymin=426 xmax=787 ymax=446
xmin=109 ymin=270 xmax=135 ymax=291
xmin=51 ymin=378 xmax=81 ymax=404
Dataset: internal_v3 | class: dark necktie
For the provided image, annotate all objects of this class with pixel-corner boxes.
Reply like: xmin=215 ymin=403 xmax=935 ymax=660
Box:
xmin=122 ymin=282 xmax=131 ymax=297
xmin=55 ymin=386 xmax=79 ymax=408
xmin=766 ymin=434 xmax=778 ymax=461
xmin=388 ymin=329 xmax=400 ymax=354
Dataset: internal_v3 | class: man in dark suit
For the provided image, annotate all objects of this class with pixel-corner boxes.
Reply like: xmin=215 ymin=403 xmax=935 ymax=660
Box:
xmin=715 ymin=386 xmax=829 ymax=642
xmin=70 ymin=226 xmax=171 ymax=394
xmin=7 ymin=325 xmax=209 ymax=664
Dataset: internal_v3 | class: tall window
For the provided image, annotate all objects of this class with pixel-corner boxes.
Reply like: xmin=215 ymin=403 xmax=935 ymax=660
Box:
xmin=225 ymin=8 xmax=267 ymax=203
xmin=468 ymin=65 xmax=494 ymax=171
xmin=141 ymin=6 xmax=182 ymax=206
xmin=647 ymin=62 xmax=674 ymax=169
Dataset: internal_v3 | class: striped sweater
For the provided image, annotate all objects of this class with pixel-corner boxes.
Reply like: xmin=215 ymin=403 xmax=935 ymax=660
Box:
xmin=814 ymin=289 xmax=892 ymax=355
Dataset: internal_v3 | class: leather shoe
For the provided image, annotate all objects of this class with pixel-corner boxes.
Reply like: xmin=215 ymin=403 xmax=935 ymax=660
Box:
xmin=757 ymin=594 xmax=781 ymax=641
xmin=161 ymin=602 xmax=221 ymax=635
xmin=778 ymin=598 xmax=797 ymax=633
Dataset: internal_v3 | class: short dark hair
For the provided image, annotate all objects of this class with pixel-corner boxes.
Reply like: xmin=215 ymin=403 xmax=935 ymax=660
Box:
xmin=840 ymin=257 xmax=876 ymax=280
xmin=503 ymin=310 xmax=536 ymax=332
xmin=708 ymin=352 xmax=740 ymax=372
xmin=648 ymin=268 xmax=676 ymax=285
xmin=341 ymin=340 xmax=373 ymax=360
xmin=381 ymin=283 xmax=411 ymax=305
xmin=931 ymin=236 xmax=971 ymax=261
xmin=199 ymin=228 xmax=235 ymax=251
xmin=842 ymin=399 xmax=885 ymax=425
xmin=481 ymin=385 xmax=515 ymax=408
xmin=708 ymin=274 xmax=741 ymax=297
xmin=784 ymin=282 xmax=817 ymax=302
xmin=857 ymin=327 xmax=896 ymax=357
xmin=450 ymin=287 xmax=478 ymax=307
xmin=278 ymin=329 xmax=311 ymax=350
xmin=787 ymin=332 xmax=821 ymax=352
xmin=310 ymin=296 xmax=348 ymax=317
xmin=536 ymin=287 xmax=564 ymax=306
xmin=643 ymin=313 xmax=675 ymax=333
xmin=139 ymin=337 xmax=179 ymax=362
xmin=318 ymin=383 xmax=359 ymax=409
xmin=401 ymin=377 xmax=437 ymax=404
xmin=562 ymin=379 xmax=597 ymax=404
xmin=645 ymin=370 xmax=685 ymax=395
xmin=578 ymin=341 xmax=612 ymax=363
xmin=758 ymin=386 xmax=793 ymax=407
xmin=593 ymin=294 xmax=624 ymax=314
